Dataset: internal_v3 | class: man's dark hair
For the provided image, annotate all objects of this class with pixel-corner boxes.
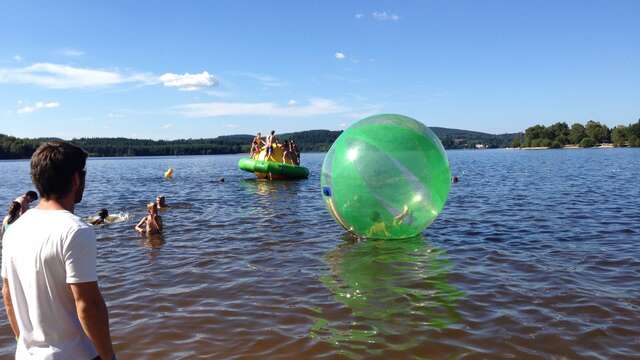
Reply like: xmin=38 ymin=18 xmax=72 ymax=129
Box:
xmin=98 ymin=208 xmax=108 ymax=219
xmin=25 ymin=190 xmax=38 ymax=201
xmin=30 ymin=141 xmax=88 ymax=199
xmin=270 ymin=130 xmax=275 ymax=135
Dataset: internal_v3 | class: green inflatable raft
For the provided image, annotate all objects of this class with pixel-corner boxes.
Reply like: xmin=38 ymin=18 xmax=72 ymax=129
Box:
xmin=238 ymin=158 xmax=309 ymax=180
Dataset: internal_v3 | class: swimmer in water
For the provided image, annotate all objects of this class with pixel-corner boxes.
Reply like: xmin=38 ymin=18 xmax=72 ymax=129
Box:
xmin=2 ymin=201 xmax=22 ymax=238
xmin=135 ymin=202 xmax=163 ymax=235
xmin=90 ymin=208 xmax=109 ymax=225
xmin=14 ymin=190 xmax=38 ymax=215
xmin=156 ymin=196 xmax=168 ymax=209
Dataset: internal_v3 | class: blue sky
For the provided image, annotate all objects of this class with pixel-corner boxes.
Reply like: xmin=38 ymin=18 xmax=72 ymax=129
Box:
xmin=1 ymin=0 xmax=638 ymax=139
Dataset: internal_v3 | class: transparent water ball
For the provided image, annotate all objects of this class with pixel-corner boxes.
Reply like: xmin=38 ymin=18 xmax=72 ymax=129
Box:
xmin=321 ymin=114 xmax=451 ymax=239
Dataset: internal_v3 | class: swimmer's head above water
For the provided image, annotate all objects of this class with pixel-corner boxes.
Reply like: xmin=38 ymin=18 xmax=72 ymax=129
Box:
xmin=97 ymin=208 xmax=108 ymax=219
xmin=147 ymin=202 xmax=158 ymax=215
xmin=156 ymin=196 xmax=167 ymax=208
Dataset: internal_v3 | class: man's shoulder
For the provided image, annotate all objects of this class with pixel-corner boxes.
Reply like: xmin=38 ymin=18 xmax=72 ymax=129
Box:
xmin=13 ymin=210 xmax=91 ymax=236
xmin=58 ymin=212 xmax=93 ymax=237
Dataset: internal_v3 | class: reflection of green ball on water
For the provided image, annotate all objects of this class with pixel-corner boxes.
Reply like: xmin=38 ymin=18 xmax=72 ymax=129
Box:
xmin=321 ymin=114 xmax=451 ymax=239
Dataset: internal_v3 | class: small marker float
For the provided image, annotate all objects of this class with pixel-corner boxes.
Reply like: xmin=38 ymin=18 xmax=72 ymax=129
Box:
xmin=164 ymin=168 xmax=174 ymax=179
xmin=238 ymin=144 xmax=309 ymax=180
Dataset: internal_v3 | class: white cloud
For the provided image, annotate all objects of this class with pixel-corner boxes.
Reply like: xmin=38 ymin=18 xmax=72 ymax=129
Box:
xmin=355 ymin=13 xmax=364 ymax=19
xmin=159 ymin=71 xmax=217 ymax=91
xmin=288 ymin=99 xmax=297 ymax=106
xmin=0 ymin=63 xmax=221 ymax=91
xmin=17 ymin=101 xmax=60 ymax=114
xmin=13 ymin=55 xmax=22 ymax=62
xmin=0 ymin=63 xmax=154 ymax=89
xmin=335 ymin=52 xmax=346 ymax=60
xmin=175 ymin=98 xmax=348 ymax=118
xmin=161 ymin=123 xmax=174 ymax=129
xmin=372 ymin=11 xmax=400 ymax=21
xmin=107 ymin=112 xmax=124 ymax=118
xmin=58 ymin=48 xmax=85 ymax=57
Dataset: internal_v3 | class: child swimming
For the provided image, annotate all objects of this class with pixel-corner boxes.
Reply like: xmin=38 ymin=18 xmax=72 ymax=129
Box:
xmin=90 ymin=209 xmax=109 ymax=225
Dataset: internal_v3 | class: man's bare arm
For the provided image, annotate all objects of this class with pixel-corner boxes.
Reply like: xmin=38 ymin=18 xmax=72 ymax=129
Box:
xmin=2 ymin=278 xmax=19 ymax=338
xmin=69 ymin=282 xmax=115 ymax=360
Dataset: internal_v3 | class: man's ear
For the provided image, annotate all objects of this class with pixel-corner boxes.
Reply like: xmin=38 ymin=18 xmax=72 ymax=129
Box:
xmin=71 ymin=172 xmax=81 ymax=191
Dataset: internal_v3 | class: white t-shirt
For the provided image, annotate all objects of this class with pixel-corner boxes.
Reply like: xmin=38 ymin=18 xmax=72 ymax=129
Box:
xmin=1 ymin=209 xmax=98 ymax=360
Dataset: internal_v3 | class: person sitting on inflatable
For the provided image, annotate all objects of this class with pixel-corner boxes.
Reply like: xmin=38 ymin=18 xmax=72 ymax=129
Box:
xmin=283 ymin=139 xmax=293 ymax=164
xmin=250 ymin=132 xmax=263 ymax=159
xmin=135 ymin=202 xmax=163 ymax=235
xmin=291 ymin=140 xmax=300 ymax=165
xmin=90 ymin=208 xmax=109 ymax=225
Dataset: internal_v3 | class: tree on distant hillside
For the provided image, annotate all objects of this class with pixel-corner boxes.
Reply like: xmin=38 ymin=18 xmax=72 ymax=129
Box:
xmin=511 ymin=136 xmax=522 ymax=148
xmin=579 ymin=137 xmax=596 ymax=148
xmin=548 ymin=122 xmax=569 ymax=139
xmin=629 ymin=120 xmax=640 ymax=138
xmin=524 ymin=125 xmax=548 ymax=147
xmin=585 ymin=120 xmax=610 ymax=143
xmin=611 ymin=126 xmax=629 ymax=147
xmin=550 ymin=140 xmax=563 ymax=149
xmin=568 ymin=123 xmax=587 ymax=144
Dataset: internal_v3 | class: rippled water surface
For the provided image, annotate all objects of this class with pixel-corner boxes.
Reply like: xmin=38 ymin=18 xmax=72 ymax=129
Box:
xmin=1 ymin=149 xmax=639 ymax=359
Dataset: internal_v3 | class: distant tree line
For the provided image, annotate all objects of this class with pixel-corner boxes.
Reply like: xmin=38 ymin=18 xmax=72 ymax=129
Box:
xmin=0 ymin=131 xmax=344 ymax=160
xmin=512 ymin=120 xmax=640 ymax=148
xmin=0 ymin=134 xmax=46 ymax=159
xmin=71 ymin=137 xmax=249 ymax=157
xmin=436 ymin=128 xmax=516 ymax=149
xmin=0 ymin=134 xmax=249 ymax=160
xmin=12 ymin=121 xmax=631 ymax=160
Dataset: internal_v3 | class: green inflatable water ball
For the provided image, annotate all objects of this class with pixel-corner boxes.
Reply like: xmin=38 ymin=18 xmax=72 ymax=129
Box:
xmin=321 ymin=114 xmax=451 ymax=239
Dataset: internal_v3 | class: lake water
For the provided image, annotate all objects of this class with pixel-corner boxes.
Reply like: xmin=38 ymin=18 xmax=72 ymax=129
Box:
xmin=1 ymin=149 xmax=639 ymax=359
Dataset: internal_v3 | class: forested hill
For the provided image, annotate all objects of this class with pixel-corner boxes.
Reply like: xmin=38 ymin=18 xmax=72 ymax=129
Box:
xmin=0 ymin=128 xmax=517 ymax=159
xmin=430 ymin=127 xmax=518 ymax=149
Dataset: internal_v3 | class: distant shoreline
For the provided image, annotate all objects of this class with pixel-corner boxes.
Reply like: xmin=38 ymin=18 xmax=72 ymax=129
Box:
xmin=516 ymin=144 xmax=616 ymax=150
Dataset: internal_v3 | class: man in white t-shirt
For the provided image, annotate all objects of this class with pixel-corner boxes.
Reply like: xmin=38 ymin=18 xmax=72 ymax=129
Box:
xmin=2 ymin=141 xmax=116 ymax=360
